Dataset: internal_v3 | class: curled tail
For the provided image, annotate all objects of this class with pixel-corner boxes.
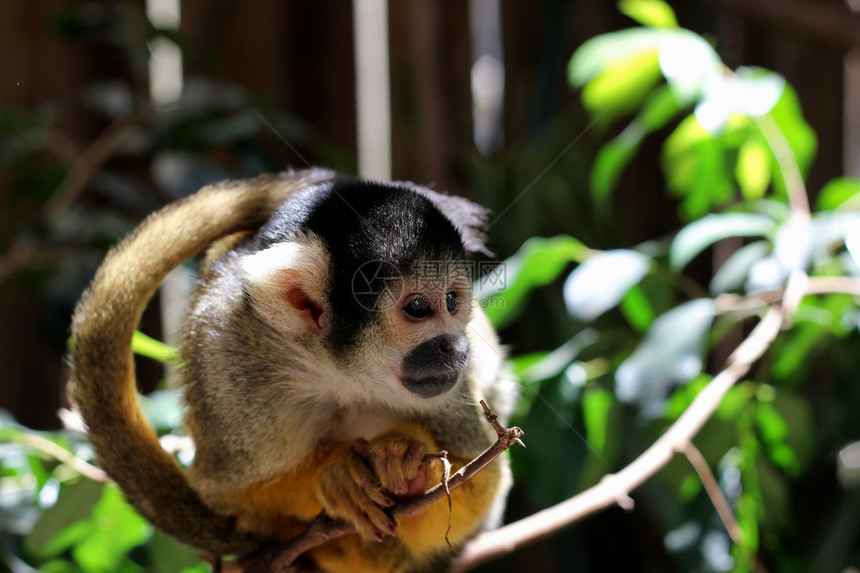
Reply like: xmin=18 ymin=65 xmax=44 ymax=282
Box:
xmin=68 ymin=168 xmax=337 ymax=555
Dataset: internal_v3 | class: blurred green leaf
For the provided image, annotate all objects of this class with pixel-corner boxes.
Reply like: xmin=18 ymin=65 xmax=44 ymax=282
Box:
xmin=479 ymin=236 xmax=591 ymax=329
xmin=735 ymin=136 xmax=772 ymax=201
xmin=755 ymin=401 xmax=799 ymax=473
xmin=131 ymin=331 xmax=179 ymax=364
xmin=663 ymin=374 xmax=710 ymax=420
xmin=709 ymin=241 xmax=771 ymax=294
xmin=816 ymin=177 xmax=860 ymax=212
xmin=27 ymin=480 xmax=103 ymax=559
xmin=591 ymin=135 xmax=639 ymax=203
xmin=639 ymin=83 xmax=684 ymax=131
xmin=619 ymin=284 xmax=656 ymax=331
xmin=591 ymin=85 xmax=683 ymax=203
xmin=619 ymin=0 xmax=678 ymax=28
xmin=616 ymin=299 xmax=716 ymax=417
xmin=72 ymin=485 xmax=151 ymax=572
xmin=138 ymin=390 xmax=185 ymax=434
xmin=581 ymin=48 xmax=663 ymax=122
xmin=149 ymin=531 xmax=208 ymax=573
xmin=569 ymin=27 xmax=662 ymax=87
xmin=670 ymin=213 xmax=776 ymax=269
xmin=518 ymin=329 xmax=599 ymax=384
xmin=662 ymin=115 xmax=735 ymax=218
xmin=564 ymin=249 xmax=652 ymax=321
xmin=583 ymin=388 xmax=614 ymax=454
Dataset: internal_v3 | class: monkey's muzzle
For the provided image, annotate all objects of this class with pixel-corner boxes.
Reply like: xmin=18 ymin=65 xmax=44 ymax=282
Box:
xmin=400 ymin=333 xmax=469 ymax=398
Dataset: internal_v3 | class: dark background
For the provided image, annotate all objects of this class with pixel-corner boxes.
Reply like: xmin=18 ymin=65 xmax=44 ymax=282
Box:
xmin=2 ymin=1 xmax=859 ymax=571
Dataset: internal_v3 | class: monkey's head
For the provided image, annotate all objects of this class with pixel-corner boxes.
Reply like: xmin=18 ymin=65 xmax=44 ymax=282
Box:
xmin=239 ymin=179 xmax=490 ymax=410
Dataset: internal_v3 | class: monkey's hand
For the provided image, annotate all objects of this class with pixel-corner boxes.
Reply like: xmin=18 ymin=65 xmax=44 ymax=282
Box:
xmin=315 ymin=429 xmax=434 ymax=542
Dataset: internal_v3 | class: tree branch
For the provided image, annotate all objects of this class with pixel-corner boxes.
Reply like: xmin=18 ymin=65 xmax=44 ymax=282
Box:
xmin=450 ymin=295 xmax=789 ymax=571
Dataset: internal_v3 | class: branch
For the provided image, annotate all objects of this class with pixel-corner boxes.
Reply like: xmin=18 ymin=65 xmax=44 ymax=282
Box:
xmin=242 ymin=402 xmax=524 ymax=573
xmin=43 ymin=112 xmax=139 ymax=219
xmin=450 ymin=290 xmax=792 ymax=571
xmin=679 ymin=441 xmax=743 ymax=544
xmin=11 ymin=432 xmax=108 ymax=483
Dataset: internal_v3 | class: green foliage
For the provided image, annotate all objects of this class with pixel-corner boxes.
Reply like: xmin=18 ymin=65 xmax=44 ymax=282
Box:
xmin=3 ymin=1 xmax=860 ymax=572
xmin=483 ymin=1 xmax=860 ymax=571
xmin=1 ymin=396 xmax=202 ymax=572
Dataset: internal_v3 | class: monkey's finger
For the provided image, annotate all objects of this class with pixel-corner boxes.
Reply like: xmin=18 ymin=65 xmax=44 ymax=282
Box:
xmin=345 ymin=453 xmax=395 ymax=508
xmin=368 ymin=435 xmax=430 ymax=495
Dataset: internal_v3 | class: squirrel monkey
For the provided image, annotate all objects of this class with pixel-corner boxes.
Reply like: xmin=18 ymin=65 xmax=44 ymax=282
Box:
xmin=69 ymin=168 xmax=517 ymax=572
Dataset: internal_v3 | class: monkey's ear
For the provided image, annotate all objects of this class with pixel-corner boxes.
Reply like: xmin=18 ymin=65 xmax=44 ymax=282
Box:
xmin=240 ymin=239 xmax=330 ymax=332
xmin=416 ymin=187 xmax=492 ymax=256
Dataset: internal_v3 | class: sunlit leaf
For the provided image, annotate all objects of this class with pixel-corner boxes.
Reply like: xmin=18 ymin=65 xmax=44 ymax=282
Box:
xmin=709 ymin=241 xmax=771 ymax=294
xmin=695 ymin=68 xmax=785 ymax=133
xmin=659 ymin=29 xmax=722 ymax=104
xmin=619 ymin=0 xmax=678 ymax=28
xmin=670 ymin=213 xmax=776 ymax=269
xmin=564 ymin=249 xmax=652 ymax=321
xmin=581 ymin=47 xmax=663 ymax=121
xmin=479 ymin=236 xmax=591 ymax=329
xmin=661 ymin=114 xmax=736 ymax=218
xmin=569 ymin=27 xmax=662 ymax=86
xmin=816 ymin=177 xmax=860 ymax=212
xmin=735 ymin=136 xmax=771 ymax=201
xmin=615 ymin=299 xmax=716 ymax=417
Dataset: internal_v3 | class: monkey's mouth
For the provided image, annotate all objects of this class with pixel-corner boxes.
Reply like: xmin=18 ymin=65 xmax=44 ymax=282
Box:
xmin=400 ymin=334 xmax=468 ymax=398
xmin=401 ymin=372 xmax=459 ymax=398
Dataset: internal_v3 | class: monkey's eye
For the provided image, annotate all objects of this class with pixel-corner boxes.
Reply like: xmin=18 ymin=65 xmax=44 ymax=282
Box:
xmin=404 ymin=297 xmax=431 ymax=319
xmin=445 ymin=291 xmax=461 ymax=314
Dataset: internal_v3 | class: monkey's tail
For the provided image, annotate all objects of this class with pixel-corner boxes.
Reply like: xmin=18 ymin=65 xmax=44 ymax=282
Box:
xmin=68 ymin=168 xmax=337 ymax=556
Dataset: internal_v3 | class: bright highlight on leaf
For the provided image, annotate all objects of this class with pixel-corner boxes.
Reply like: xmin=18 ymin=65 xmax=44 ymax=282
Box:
xmin=564 ymin=249 xmax=652 ymax=321
xmin=581 ymin=47 xmax=662 ymax=121
xmin=658 ymin=30 xmax=722 ymax=104
xmin=670 ymin=213 xmax=776 ymax=269
xmin=694 ymin=69 xmax=785 ymax=132
xmin=735 ymin=137 xmax=772 ymax=201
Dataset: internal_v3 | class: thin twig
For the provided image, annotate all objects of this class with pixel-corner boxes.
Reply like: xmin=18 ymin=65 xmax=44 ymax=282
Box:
xmin=450 ymin=302 xmax=786 ymax=571
xmin=44 ymin=113 xmax=139 ymax=219
xmin=11 ymin=433 xmax=108 ymax=482
xmin=679 ymin=441 xmax=743 ymax=544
